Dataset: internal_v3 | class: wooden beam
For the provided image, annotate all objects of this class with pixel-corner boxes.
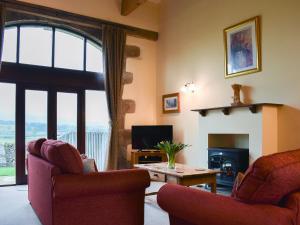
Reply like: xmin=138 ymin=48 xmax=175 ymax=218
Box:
xmin=121 ymin=0 xmax=147 ymax=16
xmin=0 ymin=62 xmax=105 ymax=91
xmin=0 ymin=0 xmax=158 ymax=41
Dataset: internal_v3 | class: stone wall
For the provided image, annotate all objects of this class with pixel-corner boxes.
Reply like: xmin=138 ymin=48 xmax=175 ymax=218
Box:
xmin=117 ymin=45 xmax=140 ymax=169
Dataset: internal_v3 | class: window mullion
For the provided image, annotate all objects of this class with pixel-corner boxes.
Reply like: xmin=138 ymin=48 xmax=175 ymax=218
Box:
xmin=16 ymin=26 xmax=20 ymax=63
xmin=83 ymin=38 xmax=87 ymax=71
xmin=52 ymin=27 xmax=55 ymax=68
xmin=48 ymin=89 xmax=57 ymax=139
xmin=77 ymin=90 xmax=86 ymax=154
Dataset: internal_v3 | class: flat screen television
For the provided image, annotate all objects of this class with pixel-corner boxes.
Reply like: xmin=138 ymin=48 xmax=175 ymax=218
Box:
xmin=132 ymin=125 xmax=173 ymax=150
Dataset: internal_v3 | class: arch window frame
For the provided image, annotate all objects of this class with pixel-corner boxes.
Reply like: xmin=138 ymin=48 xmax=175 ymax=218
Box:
xmin=0 ymin=23 xmax=106 ymax=185
xmin=3 ymin=22 xmax=103 ymax=73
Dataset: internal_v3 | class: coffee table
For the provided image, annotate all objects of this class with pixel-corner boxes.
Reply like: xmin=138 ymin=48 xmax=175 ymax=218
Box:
xmin=134 ymin=162 xmax=219 ymax=194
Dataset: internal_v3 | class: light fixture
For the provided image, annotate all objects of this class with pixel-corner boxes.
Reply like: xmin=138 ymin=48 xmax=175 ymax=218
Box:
xmin=181 ymin=82 xmax=196 ymax=93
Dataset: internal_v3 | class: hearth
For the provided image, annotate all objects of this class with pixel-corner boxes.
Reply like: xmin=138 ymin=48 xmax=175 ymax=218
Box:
xmin=208 ymin=147 xmax=249 ymax=187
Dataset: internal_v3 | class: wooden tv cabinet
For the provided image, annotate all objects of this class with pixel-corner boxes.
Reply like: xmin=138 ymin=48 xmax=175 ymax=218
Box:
xmin=131 ymin=150 xmax=167 ymax=166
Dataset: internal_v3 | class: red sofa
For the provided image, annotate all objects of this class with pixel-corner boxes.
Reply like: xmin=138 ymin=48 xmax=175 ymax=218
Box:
xmin=27 ymin=139 xmax=150 ymax=225
xmin=157 ymin=149 xmax=300 ymax=225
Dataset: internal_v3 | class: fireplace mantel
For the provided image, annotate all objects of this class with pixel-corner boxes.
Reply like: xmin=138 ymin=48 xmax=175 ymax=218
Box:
xmin=192 ymin=103 xmax=283 ymax=117
xmin=195 ymin=103 xmax=282 ymax=166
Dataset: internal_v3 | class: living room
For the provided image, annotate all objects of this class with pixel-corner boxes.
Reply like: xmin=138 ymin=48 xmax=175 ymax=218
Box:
xmin=1 ymin=0 xmax=300 ymax=225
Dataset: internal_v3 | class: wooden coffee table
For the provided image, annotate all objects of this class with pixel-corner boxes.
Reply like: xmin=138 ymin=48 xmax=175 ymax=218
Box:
xmin=134 ymin=162 xmax=219 ymax=194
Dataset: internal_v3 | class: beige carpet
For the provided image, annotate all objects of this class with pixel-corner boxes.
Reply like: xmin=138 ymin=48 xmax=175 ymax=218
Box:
xmin=0 ymin=183 xmax=230 ymax=225
xmin=0 ymin=183 xmax=169 ymax=225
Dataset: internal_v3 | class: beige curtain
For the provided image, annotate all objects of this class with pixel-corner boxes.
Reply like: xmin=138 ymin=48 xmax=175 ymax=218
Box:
xmin=0 ymin=4 xmax=5 ymax=71
xmin=102 ymin=25 xmax=126 ymax=170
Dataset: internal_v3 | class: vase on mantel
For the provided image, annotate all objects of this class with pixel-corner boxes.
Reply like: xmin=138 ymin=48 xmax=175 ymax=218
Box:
xmin=155 ymin=141 xmax=190 ymax=169
xmin=231 ymin=84 xmax=244 ymax=106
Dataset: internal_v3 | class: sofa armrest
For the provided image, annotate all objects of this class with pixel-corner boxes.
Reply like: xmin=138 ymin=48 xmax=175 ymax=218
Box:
xmin=53 ymin=169 xmax=150 ymax=199
xmin=157 ymin=184 xmax=295 ymax=225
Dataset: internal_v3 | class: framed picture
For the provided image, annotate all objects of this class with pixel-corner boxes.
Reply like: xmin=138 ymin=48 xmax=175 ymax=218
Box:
xmin=162 ymin=93 xmax=180 ymax=113
xmin=224 ymin=16 xmax=261 ymax=78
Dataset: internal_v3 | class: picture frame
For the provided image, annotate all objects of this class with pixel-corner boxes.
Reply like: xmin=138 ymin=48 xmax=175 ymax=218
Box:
xmin=224 ymin=16 xmax=261 ymax=78
xmin=162 ymin=93 xmax=180 ymax=114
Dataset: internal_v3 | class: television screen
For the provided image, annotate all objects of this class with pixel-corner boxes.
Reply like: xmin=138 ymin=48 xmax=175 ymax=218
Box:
xmin=132 ymin=125 xmax=173 ymax=150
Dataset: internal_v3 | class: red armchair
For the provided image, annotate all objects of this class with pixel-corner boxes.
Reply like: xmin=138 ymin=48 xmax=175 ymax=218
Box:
xmin=158 ymin=184 xmax=298 ymax=225
xmin=27 ymin=139 xmax=150 ymax=225
xmin=158 ymin=149 xmax=300 ymax=225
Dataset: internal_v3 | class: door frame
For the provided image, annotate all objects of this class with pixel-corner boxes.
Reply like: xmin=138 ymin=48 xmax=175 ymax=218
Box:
xmin=0 ymin=62 xmax=103 ymax=185
xmin=15 ymin=86 xmax=86 ymax=184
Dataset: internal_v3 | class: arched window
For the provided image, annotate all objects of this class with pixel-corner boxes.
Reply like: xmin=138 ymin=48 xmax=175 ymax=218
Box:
xmin=2 ymin=24 xmax=103 ymax=73
xmin=0 ymin=24 xmax=108 ymax=185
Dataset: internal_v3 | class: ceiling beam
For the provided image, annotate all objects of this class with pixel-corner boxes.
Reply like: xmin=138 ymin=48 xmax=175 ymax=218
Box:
xmin=121 ymin=0 xmax=147 ymax=16
xmin=0 ymin=0 xmax=158 ymax=41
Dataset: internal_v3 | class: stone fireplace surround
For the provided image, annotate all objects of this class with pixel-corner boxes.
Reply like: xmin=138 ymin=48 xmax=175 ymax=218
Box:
xmin=197 ymin=105 xmax=280 ymax=167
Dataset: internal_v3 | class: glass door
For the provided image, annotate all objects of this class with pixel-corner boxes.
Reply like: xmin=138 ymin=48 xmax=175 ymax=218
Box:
xmin=25 ymin=90 xmax=48 ymax=143
xmin=85 ymin=90 xmax=109 ymax=170
xmin=3 ymin=86 xmax=102 ymax=184
xmin=25 ymin=90 xmax=48 ymax=175
xmin=57 ymin=92 xmax=78 ymax=148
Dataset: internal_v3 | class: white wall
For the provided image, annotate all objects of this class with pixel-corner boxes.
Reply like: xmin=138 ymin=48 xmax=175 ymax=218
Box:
xmin=125 ymin=36 xmax=158 ymax=159
xmin=157 ymin=0 xmax=300 ymax=167
xmin=125 ymin=36 xmax=157 ymax=128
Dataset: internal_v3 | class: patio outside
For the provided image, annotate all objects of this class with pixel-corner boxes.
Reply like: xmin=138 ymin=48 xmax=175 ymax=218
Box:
xmin=0 ymin=142 xmax=15 ymax=185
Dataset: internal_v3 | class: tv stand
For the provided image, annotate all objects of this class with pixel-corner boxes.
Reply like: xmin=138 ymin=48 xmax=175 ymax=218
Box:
xmin=131 ymin=150 xmax=167 ymax=166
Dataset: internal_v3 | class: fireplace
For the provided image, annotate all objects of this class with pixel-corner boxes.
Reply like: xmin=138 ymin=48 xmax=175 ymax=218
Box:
xmin=208 ymin=147 xmax=249 ymax=187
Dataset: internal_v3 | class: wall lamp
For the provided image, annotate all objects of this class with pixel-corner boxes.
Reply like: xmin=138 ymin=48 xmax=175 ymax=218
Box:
xmin=181 ymin=82 xmax=196 ymax=93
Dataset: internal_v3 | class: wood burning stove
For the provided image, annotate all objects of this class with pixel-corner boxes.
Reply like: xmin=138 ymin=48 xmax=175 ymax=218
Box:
xmin=208 ymin=147 xmax=249 ymax=187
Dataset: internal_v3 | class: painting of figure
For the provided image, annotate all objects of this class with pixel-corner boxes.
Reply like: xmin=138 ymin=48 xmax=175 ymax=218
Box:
xmin=230 ymin=27 xmax=253 ymax=70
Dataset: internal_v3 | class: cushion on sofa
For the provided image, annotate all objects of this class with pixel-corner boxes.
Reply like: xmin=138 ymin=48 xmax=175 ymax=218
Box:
xmin=231 ymin=172 xmax=245 ymax=196
xmin=82 ymin=158 xmax=97 ymax=174
xmin=27 ymin=138 xmax=47 ymax=156
xmin=41 ymin=140 xmax=83 ymax=174
xmin=232 ymin=149 xmax=300 ymax=205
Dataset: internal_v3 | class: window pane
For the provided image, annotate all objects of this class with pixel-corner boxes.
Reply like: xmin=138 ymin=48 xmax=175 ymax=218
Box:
xmin=2 ymin=27 xmax=17 ymax=63
xmin=85 ymin=90 xmax=109 ymax=171
xmin=25 ymin=90 xmax=47 ymax=175
xmin=55 ymin=29 xmax=84 ymax=70
xmin=57 ymin=92 xmax=77 ymax=147
xmin=0 ymin=83 xmax=16 ymax=185
xmin=25 ymin=90 xmax=48 ymax=143
xmin=20 ymin=26 xmax=52 ymax=67
xmin=86 ymin=40 xmax=103 ymax=73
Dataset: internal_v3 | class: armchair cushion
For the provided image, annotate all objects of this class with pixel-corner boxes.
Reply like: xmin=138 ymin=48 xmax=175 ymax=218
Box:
xmin=232 ymin=172 xmax=245 ymax=194
xmin=281 ymin=191 xmax=300 ymax=225
xmin=233 ymin=149 xmax=300 ymax=205
xmin=27 ymin=138 xmax=47 ymax=156
xmin=41 ymin=140 xmax=83 ymax=174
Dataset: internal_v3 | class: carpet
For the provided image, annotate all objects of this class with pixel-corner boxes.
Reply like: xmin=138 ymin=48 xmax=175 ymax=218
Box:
xmin=0 ymin=184 xmax=169 ymax=225
xmin=0 ymin=182 xmax=230 ymax=225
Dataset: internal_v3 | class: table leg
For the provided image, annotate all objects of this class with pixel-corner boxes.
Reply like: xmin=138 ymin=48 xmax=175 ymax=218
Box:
xmin=210 ymin=181 xmax=217 ymax=193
